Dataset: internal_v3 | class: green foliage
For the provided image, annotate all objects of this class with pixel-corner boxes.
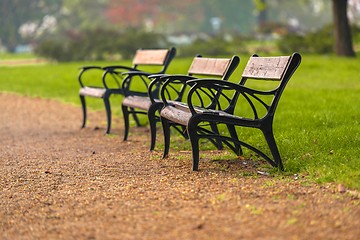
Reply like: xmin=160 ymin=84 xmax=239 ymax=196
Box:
xmin=0 ymin=0 xmax=62 ymax=52
xmin=277 ymin=25 xmax=334 ymax=54
xmin=178 ymin=38 xmax=230 ymax=57
xmin=350 ymin=25 xmax=360 ymax=44
xmin=59 ymin=0 xmax=109 ymax=30
xmin=253 ymin=0 xmax=267 ymax=11
xmin=177 ymin=35 xmax=248 ymax=57
xmin=278 ymin=23 xmax=360 ymax=55
xmin=114 ymin=29 xmax=168 ymax=59
xmin=0 ymin=54 xmax=359 ymax=190
xmin=34 ymin=28 xmax=168 ymax=61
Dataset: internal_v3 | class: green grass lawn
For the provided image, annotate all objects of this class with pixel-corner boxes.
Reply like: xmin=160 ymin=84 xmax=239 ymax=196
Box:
xmin=1 ymin=53 xmax=359 ymax=190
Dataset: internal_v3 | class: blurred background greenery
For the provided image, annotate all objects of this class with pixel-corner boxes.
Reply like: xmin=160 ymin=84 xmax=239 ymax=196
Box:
xmin=1 ymin=0 xmax=360 ymax=61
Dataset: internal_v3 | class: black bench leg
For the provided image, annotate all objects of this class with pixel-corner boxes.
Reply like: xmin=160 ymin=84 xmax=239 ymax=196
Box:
xmin=263 ymin=130 xmax=284 ymax=170
xmin=80 ymin=95 xmax=87 ymax=129
xmin=227 ymin=124 xmax=243 ymax=155
xmin=122 ymin=105 xmax=130 ymax=141
xmin=161 ymin=117 xmax=171 ymax=159
xmin=188 ymin=118 xmax=202 ymax=171
xmin=103 ymin=97 xmax=111 ymax=134
xmin=148 ymin=106 xmax=158 ymax=151
xmin=188 ymin=126 xmax=200 ymax=171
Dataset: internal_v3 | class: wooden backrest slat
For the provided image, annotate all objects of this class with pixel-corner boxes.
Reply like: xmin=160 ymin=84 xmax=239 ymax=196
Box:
xmin=188 ymin=57 xmax=232 ymax=77
xmin=132 ymin=49 xmax=170 ymax=65
xmin=242 ymin=56 xmax=291 ymax=80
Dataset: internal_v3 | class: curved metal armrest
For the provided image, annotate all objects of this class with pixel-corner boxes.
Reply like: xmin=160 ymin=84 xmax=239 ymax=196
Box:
xmin=187 ymin=79 xmax=274 ymax=116
xmin=187 ymin=79 xmax=273 ymax=95
xmin=121 ymin=71 xmax=152 ymax=77
xmin=161 ymin=74 xmax=196 ymax=80
xmin=78 ymin=66 xmax=105 ymax=88
xmin=101 ymin=66 xmax=141 ymax=89
xmin=160 ymin=75 xmax=197 ymax=106
xmin=102 ymin=65 xmax=137 ymax=73
xmin=147 ymin=75 xmax=167 ymax=103
xmin=148 ymin=73 xmax=169 ymax=79
xmin=120 ymin=71 xmax=155 ymax=97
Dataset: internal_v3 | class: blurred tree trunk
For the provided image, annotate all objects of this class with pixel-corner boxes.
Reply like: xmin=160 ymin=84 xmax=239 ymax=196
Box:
xmin=253 ymin=0 xmax=267 ymax=26
xmin=332 ymin=0 xmax=356 ymax=57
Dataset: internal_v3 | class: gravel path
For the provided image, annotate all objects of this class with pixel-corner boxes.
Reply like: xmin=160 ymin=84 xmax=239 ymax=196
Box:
xmin=1 ymin=93 xmax=359 ymax=240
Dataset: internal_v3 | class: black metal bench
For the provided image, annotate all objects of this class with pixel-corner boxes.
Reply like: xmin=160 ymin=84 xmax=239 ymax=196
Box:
xmin=78 ymin=47 xmax=176 ymax=134
xmin=121 ymin=55 xmax=240 ymax=150
xmin=160 ymin=53 xmax=301 ymax=171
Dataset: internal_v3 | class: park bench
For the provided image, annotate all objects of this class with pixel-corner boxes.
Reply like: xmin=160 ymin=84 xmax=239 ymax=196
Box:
xmin=121 ymin=55 xmax=240 ymax=150
xmin=160 ymin=52 xmax=301 ymax=171
xmin=78 ymin=47 xmax=176 ymax=134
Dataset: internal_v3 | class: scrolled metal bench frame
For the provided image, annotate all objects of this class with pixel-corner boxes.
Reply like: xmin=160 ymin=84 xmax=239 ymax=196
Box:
xmin=160 ymin=53 xmax=302 ymax=171
xmin=78 ymin=47 xmax=176 ymax=134
xmin=121 ymin=55 xmax=240 ymax=150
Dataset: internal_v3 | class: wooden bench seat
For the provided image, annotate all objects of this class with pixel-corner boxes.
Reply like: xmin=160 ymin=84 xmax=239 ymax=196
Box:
xmin=79 ymin=86 xmax=107 ymax=98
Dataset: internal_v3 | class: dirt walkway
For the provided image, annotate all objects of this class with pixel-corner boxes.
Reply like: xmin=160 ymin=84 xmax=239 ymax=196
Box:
xmin=0 ymin=93 xmax=359 ymax=240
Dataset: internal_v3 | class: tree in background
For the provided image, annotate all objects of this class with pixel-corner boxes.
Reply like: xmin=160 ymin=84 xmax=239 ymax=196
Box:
xmin=332 ymin=0 xmax=356 ymax=56
xmin=253 ymin=0 xmax=355 ymax=57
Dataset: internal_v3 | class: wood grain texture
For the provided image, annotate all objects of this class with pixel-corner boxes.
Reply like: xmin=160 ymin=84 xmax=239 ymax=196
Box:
xmin=132 ymin=49 xmax=169 ymax=65
xmin=242 ymin=56 xmax=291 ymax=80
xmin=188 ymin=57 xmax=232 ymax=76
